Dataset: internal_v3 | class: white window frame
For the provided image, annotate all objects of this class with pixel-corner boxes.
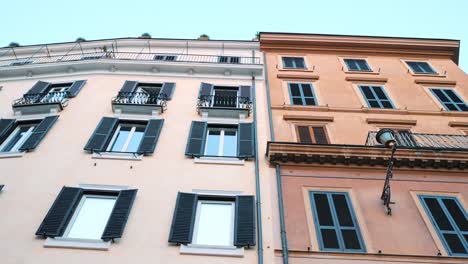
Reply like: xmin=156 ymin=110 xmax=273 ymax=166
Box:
xmin=204 ymin=127 xmax=237 ymax=157
xmin=191 ymin=200 xmax=235 ymax=247
xmin=106 ymin=124 xmax=144 ymax=153
xmin=0 ymin=125 xmax=35 ymax=153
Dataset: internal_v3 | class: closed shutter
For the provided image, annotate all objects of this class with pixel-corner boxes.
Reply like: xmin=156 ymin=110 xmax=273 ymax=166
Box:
xmin=297 ymin=126 xmax=312 ymax=144
xmin=67 ymin=80 xmax=87 ymax=97
xmin=160 ymin=82 xmax=175 ymax=100
xmin=137 ymin=119 xmax=164 ymax=154
xmin=25 ymin=81 xmax=51 ymax=96
xmin=101 ymin=189 xmax=138 ymax=241
xmin=119 ymin=81 xmax=139 ymax=94
xmin=185 ymin=121 xmax=207 ymax=157
xmin=19 ymin=116 xmax=59 ymax=151
xmin=234 ymin=195 xmax=256 ymax=247
xmin=237 ymin=123 xmax=255 ymax=158
xmin=84 ymin=117 xmax=119 ymax=152
xmin=199 ymin=82 xmax=213 ymax=98
xmin=313 ymin=127 xmax=329 ymax=144
xmin=0 ymin=119 xmax=16 ymax=143
xmin=168 ymin=192 xmax=198 ymax=244
xmin=35 ymin=187 xmax=82 ymax=237
xmin=239 ymin=85 xmax=252 ymax=102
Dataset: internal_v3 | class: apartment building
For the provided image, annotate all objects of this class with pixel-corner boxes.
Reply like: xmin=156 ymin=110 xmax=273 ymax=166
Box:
xmin=0 ymin=37 xmax=276 ymax=264
xmin=261 ymin=32 xmax=468 ymax=264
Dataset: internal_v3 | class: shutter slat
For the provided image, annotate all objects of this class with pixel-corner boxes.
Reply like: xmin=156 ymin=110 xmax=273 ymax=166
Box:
xmin=313 ymin=127 xmax=328 ymax=144
xmin=0 ymin=119 xmax=16 ymax=143
xmin=19 ymin=116 xmax=59 ymax=151
xmin=25 ymin=81 xmax=51 ymax=95
xmin=198 ymin=82 xmax=213 ymax=97
xmin=67 ymin=80 xmax=87 ymax=97
xmin=234 ymin=195 xmax=256 ymax=247
xmin=168 ymin=192 xmax=198 ymax=244
xmin=297 ymin=126 xmax=313 ymax=144
xmin=238 ymin=123 xmax=255 ymax=158
xmin=35 ymin=187 xmax=82 ymax=237
xmin=160 ymin=82 xmax=175 ymax=100
xmin=101 ymin=189 xmax=138 ymax=241
xmin=185 ymin=121 xmax=207 ymax=157
xmin=119 ymin=81 xmax=139 ymax=93
xmin=84 ymin=117 xmax=118 ymax=152
xmin=137 ymin=119 xmax=164 ymax=154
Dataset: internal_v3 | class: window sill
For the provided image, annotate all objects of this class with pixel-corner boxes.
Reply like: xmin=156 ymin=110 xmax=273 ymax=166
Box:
xmin=0 ymin=151 xmax=25 ymax=159
xmin=278 ymin=67 xmax=313 ymax=72
xmin=343 ymin=70 xmax=380 ymax=75
xmin=194 ymin=157 xmax=245 ymax=165
xmin=180 ymin=244 xmax=244 ymax=257
xmin=44 ymin=237 xmax=111 ymax=250
xmin=410 ymin=72 xmax=446 ymax=78
xmin=92 ymin=152 xmax=142 ymax=161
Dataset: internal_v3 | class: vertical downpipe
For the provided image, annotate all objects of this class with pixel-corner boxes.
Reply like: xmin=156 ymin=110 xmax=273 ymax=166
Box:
xmin=263 ymin=53 xmax=289 ymax=263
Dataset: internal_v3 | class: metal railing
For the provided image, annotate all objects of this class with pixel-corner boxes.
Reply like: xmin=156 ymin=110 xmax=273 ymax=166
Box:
xmin=12 ymin=91 xmax=69 ymax=107
xmin=0 ymin=51 xmax=261 ymax=67
xmin=112 ymin=92 xmax=168 ymax=110
xmin=366 ymin=131 xmax=468 ymax=149
xmin=197 ymin=95 xmax=252 ymax=110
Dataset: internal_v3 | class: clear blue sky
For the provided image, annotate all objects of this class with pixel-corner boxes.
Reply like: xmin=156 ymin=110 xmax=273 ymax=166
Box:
xmin=2 ymin=0 xmax=467 ymax=71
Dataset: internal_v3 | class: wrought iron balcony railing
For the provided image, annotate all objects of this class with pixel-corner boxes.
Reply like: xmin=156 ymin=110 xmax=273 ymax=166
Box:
xmin=112 ymin=92 xmax=168 ymax=111
xmin=0 ymin=51 xmax=261 ymax=67
xmin=12 ymin=91 xmax=69 ymax=107
xmin=197 ymin=95 xmax=252 ymax=111
xmin=366 ymin=131 xmax=468 ymax=150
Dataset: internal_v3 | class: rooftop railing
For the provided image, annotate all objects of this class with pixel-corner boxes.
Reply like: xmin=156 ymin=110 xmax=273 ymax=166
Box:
xmin=12 ymin=91 xmax=69 ymax=107
xmin=366 ymin=131 xmax=468 ymax=150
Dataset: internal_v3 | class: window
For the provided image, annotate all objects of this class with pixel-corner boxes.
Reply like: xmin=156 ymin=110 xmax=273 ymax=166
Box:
xmin=296 ymin=126 xmax=329 ymax=144
xmin=154 ymin=55 xmax=177 ymax=61
xmin=282 ymin=57 xmax=306 ymax=69
xmin=218 ymin=56 xmax=240 ymax=64
xmin=430 ymin=88 xmax=468 ymax=112
xmin=309 ymin=191 xmax=366 ymax=252
xmin=212 ymin=87 xmax=239 ymax=108
xmin=0 ymin=124 xmax=36 ymax=152
xmin=406 ymin=61 xmax=437 ymax=74
xmin=344 ymin=59 xmax=372 ymax=72
xmin=419 ymin=195 xmax=468 ymax=256
xmin=40 ymin=83 xmax=71 ymax=103
xmin=288 ymin=83 xmax=316 ymax=106
xmin=193 ymin=200 xmax=235 ymax=246
xmin=358 ymin=85 xmax=394 ymax=109
xmin=131 ymin=83 xmax=163 ymax=104
xmin=108 ymin=123 xmax=146 ymax=153
xmin=204 ymin=125 xmax=237 ymax=157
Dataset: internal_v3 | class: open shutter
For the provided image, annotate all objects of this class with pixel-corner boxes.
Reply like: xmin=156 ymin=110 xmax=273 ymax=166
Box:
xmin=35 ymin=187 xmax=82 ymax=237
xmin=168 ymin=192 xmax=198 ymax=244
xmin=25 ymin=81 xmax=51 ymax=96
xmin=234 ymin=195 xmax=256 ymax=247
xmin=19 ymin=116 xmax=59 ymax=151
xmin=160 ymin=82 xmax=175 ymax=100
xmin=238 ymin=123 xmax=255 ymax=158
xmin=67 ymin=80 xmax=87 ymax=97
xmin=185 ymin=121 xmax=207 ymax=157
xmin=0 ymin=185 xmax=4 ymax=192
xmin=101 ymin=189 xmax=138 ymax=241
xmin=198 ymin=82 xmax=213 ymax=98
xmin=239 ymin=85 xmax=252 ymax=102
xmin=84 ymin=117 xmax=118 ymax=152
xmin=119 ymin=81 xmax=139 ymax=94
xmin=137 ymin=119 xmax=164 ymax=154
xmin=0 ymin=119 xmax=16 ymax=143
xmin=312 ymin=127 xmax=328 ymax=144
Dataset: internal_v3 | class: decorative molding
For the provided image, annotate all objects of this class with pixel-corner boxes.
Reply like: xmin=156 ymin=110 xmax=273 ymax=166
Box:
xmin=414 ymin=79 xmax=456 ymax=85
xmin=345 ymin=76 xmax=388 ymax=83
xmin=283 ymin=115 xmax=333 ymax=122
xmin=366 ymin=118 xmax=417 ymax=126
xmin=449 ymin=121 xmax=468 ymax=128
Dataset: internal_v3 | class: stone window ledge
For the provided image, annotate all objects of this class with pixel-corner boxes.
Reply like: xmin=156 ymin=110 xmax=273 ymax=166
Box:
xmin=0 ymin=151 xmax=24 ymax=159
xmin=44 ymin=237 xmax=110 ymax=250
xmin=194 ymin=156 xmax=245 ymax=165
xmin=92 ymin=152 xmax=142 ymax=161
xmin=180 ymin=244 xmax=244 ymax=257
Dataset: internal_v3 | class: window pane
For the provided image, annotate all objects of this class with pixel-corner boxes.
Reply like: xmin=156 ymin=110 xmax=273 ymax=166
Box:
xmin=360 ymin=86 xmax=375 ymax=100
xmin=344 ymin=59 xmax=358 ymax=71
xmin=294 ymin=58 xmax=305 ymax=68
xmin=407 ymin=62 xmax=422 ymax=73
xmin=292 ymin=98 xmax=303 ymax=105
xmin=205 ymin=130 xmax=221 ymax=156
xmin=342 ymin=229 xmax=361 ymax=250
xmin=66 ymin=196 xmax=116 ymax=240
xmin=432 ymin=89 xmax=450 ymax=102
xmin=2 ymin=126 xmax=32 ymax=152
xmin=332 ymin=194 xmax=353 ymax=227
xmin=420 ymin=62 xmax=435 ymax=73
xmin=195 ymin=202 xmax=233 ymax=246
xmin=357 ymin=60 xmax=370 ymax=71
xmin=442 ymin=199 xmax=468 ymax=232
xmin=381 ymin=101 xmax=394 ymax=109
xmin=301 ymin=84 xmax=313 ymax=97
xmin=372 ymin=87 xmax=388 ymax=100
xmin=458 ymin=104 xmax=468 ymax=112
xmin=126 ymin=127 xmax=145 ymax=153
xmin=445 ymin=103 xmax=458 ymax=111
xmin=443 ymin=233 xmax=467 ymax=254
xmin=444 ymin=90 xmax=463 ymax=103
xmin=283 ymin=58 xmax=293 ymax=68
xmin=289 ymin=84 xmax=301 ymax=96
xmin=304 ymin=98 xmax=316 ymax=106
xmin=368 ymin=100 xmax=381 ymax=108
xmin=424 ymin=197 xmax=454 ymax=231
xmin=314 ymin=193 xmax=334 ymax=226
xmin=321 ymin=229 xmax=339 ymax=249
xmin=110 ymin=126 xmax=131 ymax=152
xmin=223 ymin=130 xmax=237 ymax=157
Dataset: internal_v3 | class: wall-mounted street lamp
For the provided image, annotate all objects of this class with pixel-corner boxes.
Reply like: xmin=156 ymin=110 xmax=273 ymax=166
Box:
xmin=376 ymin=128 xmax=397 ymax=215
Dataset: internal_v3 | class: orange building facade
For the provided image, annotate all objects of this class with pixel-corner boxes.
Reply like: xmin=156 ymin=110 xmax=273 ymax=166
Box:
xmin=261 ymin=33 xmax=468 ymax=264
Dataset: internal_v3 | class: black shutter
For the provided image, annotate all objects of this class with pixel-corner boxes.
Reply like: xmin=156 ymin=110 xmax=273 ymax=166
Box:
xmin=19 ymin=116 xmax=59 ymax=151
xmin=83 ymin=117 xmax=118 ymax=152
xmin=312 ymin=127 xmax=328 ymax=144
xmin=0 ymin=119 xmax=16 ymax=143
xmin=102 ymin=189 xmax=138 ymax=241
xmin=185 ymin=121 xmax=207 ymax=157
xmin=35 ymin=187 xmax=82 ymax=237
xmin=234 ymin=195 xmax=256 ymax=247
xmin=160 ymin=82 xmax=175 ymax=100
xmin=137 ymin=119 xmax=164 ymax=154
xmin=238 ymin=123 xmax=255 ymax=158
xmin=67 ymin=80 xmax=87 ymax=97
xmin=199 ymin=82 xmax=213 ymax=97
xmin=25 ymin=81 xmax=51 ymax=96
xmin=239 ymin=85 xmax=252 ymax=102
xmin=168 ymin=192 xmax=198 ymax=244
xmin=0 ymin=185 xmax=4 ymax=192
xmin=119 ymin=81 xmax=139 ymax=93
xmin=297 ymin=126 xmax=312 ymax=144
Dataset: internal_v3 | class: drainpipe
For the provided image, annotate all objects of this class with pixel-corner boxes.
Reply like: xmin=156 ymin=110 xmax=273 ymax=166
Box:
xmin=252 ymin=49 xmax=263 ymax=264
xmin=263 ymin=54 xmax=289 ymax=263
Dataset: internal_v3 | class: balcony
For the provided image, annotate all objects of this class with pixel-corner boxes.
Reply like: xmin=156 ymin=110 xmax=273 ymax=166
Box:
xmin=197 ymin=95 xmax=252 ymax=118
xmin=112 ymin=92 xmax=167 ymax=115
xmin=12 ymin=91 xmax=69 ymax=114
xmin=366 ymin=131 xmax=468 ymax=150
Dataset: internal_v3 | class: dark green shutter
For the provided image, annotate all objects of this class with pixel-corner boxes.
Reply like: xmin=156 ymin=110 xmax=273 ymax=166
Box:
xmin=19 ymin=116 xmax=59 ymax=151
xmin=312 ymin=127 xmax=328 ymax=144
xmin=199 ymin=82 xmax=213 ymax=97
xmin=160 ymin=82 xmax=175 ymax=100
xmin=84 ymin=117 xmax=118 ymax=152
xmin=185 ymin=121 xmax=207 ymax=157
xmin=102 ymin=189 xmax=138 ymax=241
xmin=234 ymin=195 xmax=256 ymax=247
xmin=168 ymin=192 xmax=198 ymax=244
xmin=119 ymin=81 xmax=139 ymax=93
xmin=137 ymin=119 xmax=164 ymax=154
xmin=297 ymin=126 xmax=312 ymax=144
xmin=0 ymin=119 xmax=16 ymax=143
xmin=67 ymin=80 xmax=87 ymax=97
xmin=35 ymin=187 xmax=82 ymax=237
xmin=239 ymin=85 xmax=252 ymax=101
xmin=237 ymin=123 xmax=255 ymax=158
xmin=25 ymin=81 xmax=51 ymax=96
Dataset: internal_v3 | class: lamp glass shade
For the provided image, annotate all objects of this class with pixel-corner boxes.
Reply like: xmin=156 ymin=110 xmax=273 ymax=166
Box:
xmin=376 ymin=129 xmax=396 ymax=148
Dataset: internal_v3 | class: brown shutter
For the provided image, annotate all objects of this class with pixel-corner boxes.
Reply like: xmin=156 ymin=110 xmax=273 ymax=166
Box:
xmin=297 ymin=126 xmax=312 ymax=144
xmin=312 ymin=127 xmax=328 ymax=144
